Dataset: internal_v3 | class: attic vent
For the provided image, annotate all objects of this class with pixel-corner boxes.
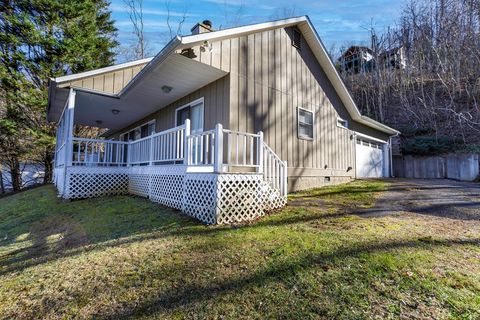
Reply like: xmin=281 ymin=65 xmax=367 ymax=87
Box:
xmin=292 ymin=28 xmax=301 ymax=50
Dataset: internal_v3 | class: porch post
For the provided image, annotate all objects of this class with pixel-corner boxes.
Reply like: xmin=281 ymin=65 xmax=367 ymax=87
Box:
xmin=64 ymin=88 xmax=76 ymax=168
xmin=183 ymin=119 xmax=190 ymax=165
xmin=127 ymin=140 xmax=132 ymax=167
xmin=257 ymin=131 xmax=264 ymax=174
xmin=149 ymin=132 xmax=154 ymax=166
xmin=61 ymin=88 xmax=76 ymax=197
xmin=282 ymin=161 xmax=288 ymax=197
xmin=214 ymin=123 xmax=223 ymax=173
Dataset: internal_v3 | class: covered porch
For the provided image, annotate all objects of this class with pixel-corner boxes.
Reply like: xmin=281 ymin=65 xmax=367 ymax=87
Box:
xmin=53 ymin=56 xmax=287 ymax=224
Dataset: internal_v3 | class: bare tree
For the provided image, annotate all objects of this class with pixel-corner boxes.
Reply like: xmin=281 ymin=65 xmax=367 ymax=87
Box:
xmin=340 ymin=0 xmax=480 ymax=145
xmin=123 ymin=0 xmax=148 ymax=59
xmin=165 ymin=1 xmax=187 ymax=38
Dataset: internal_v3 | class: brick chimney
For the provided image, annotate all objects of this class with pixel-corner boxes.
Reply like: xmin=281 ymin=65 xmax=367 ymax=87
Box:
xmin=191 ymin=20 xmax=213 ymax=35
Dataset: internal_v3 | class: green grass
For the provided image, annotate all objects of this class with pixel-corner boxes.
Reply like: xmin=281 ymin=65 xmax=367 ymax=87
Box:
xmin=0 ymin=181 xmax=479 ymax=319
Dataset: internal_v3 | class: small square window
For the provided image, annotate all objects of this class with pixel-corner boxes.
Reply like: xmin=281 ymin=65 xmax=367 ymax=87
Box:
xmin=292 ymin=28 xmax=301 ymax=50
xmin=298 ymin=107 xmax=314 ymax=140
xmin=337 ymin=117 xmax=348 ymax=129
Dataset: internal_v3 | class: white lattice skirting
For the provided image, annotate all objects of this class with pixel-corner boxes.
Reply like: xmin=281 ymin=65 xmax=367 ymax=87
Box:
xmin=61 ymin=166 xmax=129 ymax=199
xmin=56 ymin=165 xmax=286 ymax=224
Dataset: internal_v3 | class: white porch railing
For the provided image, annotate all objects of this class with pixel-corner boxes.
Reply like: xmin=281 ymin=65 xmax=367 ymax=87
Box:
xmin=72 ymin=138 xmax=128 ymax=166
xmin=223 ymin=129 xmax=262 ymax=169
xmin=58 ymin=120 xmax=288 ymax=197
xmin=186 ymin=129 xmax=216 ymax=166
xmin=128 ymin=124 xmax=186 ymax=165
xmin=263 ymin=143 xmax=288 ymax=197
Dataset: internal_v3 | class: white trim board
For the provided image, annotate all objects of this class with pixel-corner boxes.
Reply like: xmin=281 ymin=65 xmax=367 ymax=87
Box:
xmin=52 ymin=58 xmax=153 ymax=84
xmin=354 ymin=131 xmax=388 ymax=144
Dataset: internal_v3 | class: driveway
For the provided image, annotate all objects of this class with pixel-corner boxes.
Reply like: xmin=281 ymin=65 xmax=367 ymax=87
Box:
xmin=359 ymin=178 xmax=480 ymax=221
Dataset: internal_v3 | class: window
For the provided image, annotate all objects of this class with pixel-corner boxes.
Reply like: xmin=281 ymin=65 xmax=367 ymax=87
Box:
xmin=337 ymin=117 xmax=348 ymax=129
xmin=175 ymin=97 xmax=204 ymax=134
xmin=120 ymin=120 xmax=155 ymax=142
xmin=292 ymin=28 xmax=302 ymax=50
xmin=297 ymin=107 xmax=314 ymax=140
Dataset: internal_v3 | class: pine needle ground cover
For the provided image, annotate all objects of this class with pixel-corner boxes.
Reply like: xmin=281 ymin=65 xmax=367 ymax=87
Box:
xmin=0 ymin=181 xmax=478 ymax=319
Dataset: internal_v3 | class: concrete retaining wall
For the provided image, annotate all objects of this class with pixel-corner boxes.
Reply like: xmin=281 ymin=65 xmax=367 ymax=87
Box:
xmin=393 ymin=153 xmax=479 ymax=181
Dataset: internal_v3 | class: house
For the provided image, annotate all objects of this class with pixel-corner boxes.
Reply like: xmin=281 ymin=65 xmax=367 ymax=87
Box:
xmin=337 ymin=46 xmax=375 ymax=74
xmin=47 ymin=16 xmax=399 ymax=224
xmin=379 ymin=46 xmax=407 ymax=70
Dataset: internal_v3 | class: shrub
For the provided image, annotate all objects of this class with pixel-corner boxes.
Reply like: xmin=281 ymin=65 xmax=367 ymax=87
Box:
xmin=401 ymin=136 xmax=466 ymax=155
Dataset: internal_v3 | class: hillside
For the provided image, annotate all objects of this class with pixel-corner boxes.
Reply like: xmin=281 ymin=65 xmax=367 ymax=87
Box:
xmin=340 ymin=0 xmax=480 ymax=153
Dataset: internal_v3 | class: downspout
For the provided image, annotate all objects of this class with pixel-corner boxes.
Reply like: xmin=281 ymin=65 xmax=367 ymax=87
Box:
xmin=389 ymin=132 xmax=399 ymax=178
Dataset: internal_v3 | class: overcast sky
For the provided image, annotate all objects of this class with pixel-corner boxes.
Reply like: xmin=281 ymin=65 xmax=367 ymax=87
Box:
xmin=111 ymin=0 xmax=405 ymax=61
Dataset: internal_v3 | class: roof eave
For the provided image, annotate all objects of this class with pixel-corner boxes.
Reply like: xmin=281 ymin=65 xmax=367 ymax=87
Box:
xmin=118 ymin=36 xmax=182 ymax=96
xmin=53 ymin=57 xmax=153 ymax=85
xmin=303 ymin=16 xmax=399 ymax=136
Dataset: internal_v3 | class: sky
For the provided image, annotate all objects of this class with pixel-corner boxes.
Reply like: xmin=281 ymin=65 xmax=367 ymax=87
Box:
xmin=111 ymin=0 xmax=405 ymax=61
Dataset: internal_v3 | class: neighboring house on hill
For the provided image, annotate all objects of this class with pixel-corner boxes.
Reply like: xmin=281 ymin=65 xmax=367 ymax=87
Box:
xmin=338 ymin=45 xmax=407 ymax=74
xmin=379 ymin=46 xmax=407 ymax=70
xmin=47 ymin=16 xmax=399 ymax=224
xmin=337 ymin=46 xmax=375 ymax=74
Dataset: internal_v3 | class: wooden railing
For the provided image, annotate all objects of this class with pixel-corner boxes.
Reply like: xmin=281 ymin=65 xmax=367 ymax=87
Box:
xmin=223 ymin=129 xmax=262 ymax=169
xmin=186 ymin=129 xmax=216 ymax=166
xmin=263 ymin=144 xmax=288 ymax=197
xmin=64 ymin=120 xmax=287 ymax=196
xmin=72 ymin=138 xmax=128 ymax=166
xmin=128 ymin=125 xmax=186 ymax=165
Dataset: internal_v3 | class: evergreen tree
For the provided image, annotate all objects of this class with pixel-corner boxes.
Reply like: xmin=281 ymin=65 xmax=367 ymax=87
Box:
xmin=0 ymin=0 xmax=117 ymax=188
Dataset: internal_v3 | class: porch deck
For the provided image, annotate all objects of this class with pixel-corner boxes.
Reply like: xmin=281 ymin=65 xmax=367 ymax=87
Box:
xmin=54 ymin=118 xmax=287 ymax=224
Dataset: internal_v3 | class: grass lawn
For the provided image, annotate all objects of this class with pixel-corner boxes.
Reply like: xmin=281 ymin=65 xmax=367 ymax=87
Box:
xmin=0 ymin=181 xmax=479 ymax=319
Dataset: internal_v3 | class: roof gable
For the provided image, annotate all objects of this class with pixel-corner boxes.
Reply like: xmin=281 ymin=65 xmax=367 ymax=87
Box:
xmin=48 ymin=16 xmax=398 ymax=135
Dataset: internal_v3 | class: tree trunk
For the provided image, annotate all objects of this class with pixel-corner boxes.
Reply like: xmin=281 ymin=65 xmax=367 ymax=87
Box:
xmin=0 ymin=165 xmax=5 ymax=194
xmin=9 ymin=157 xmax=21 ymax=191
xmin=43 ymin=147 xmax=53 ymax=184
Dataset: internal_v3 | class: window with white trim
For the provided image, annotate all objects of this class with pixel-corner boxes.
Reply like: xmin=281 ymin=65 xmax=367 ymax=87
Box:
xmin=297 ymin=107 xmax=314 ymax=140
xmin=337 ymin=117 xmax=348 ymax=129
xmin=119 ymin=120 xmax=155 ymax=142
xmin=175 ymin=97 xmax=204 ymax=134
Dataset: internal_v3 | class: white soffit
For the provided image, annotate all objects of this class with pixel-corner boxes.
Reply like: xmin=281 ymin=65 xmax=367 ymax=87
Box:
xmin=72 ymin=53 xmax=227 ymax=129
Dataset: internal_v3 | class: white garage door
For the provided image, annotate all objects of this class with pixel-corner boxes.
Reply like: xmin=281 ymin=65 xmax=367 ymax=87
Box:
xmin=356 ymin=138 xmax=385 ymax=178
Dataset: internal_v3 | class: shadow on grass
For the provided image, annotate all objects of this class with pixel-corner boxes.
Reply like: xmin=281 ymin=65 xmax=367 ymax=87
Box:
xmin=0 ymin=186 xmax=199 ymax=276
xmin=114 ymin=237 xmax=480 ymax=318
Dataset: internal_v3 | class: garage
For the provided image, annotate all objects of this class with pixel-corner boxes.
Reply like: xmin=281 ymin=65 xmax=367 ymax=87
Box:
xmin=355 ymin=136 xmax=387 ymax=178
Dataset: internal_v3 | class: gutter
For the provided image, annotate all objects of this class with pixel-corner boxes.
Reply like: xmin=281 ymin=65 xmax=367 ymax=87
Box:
xmin=389 ymin=132 xmax=400 ymax=178
xmin=118 ymin=36 xmax=182 ymax=96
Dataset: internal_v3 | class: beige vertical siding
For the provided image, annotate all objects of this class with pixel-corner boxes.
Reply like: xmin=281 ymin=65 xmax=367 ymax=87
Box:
xmin=61 ymin=63 xmax=149 ymax=94
xmin=106 ymin=25 xmax=389 ymax=189
xmin=186 ymin=27 xmax=386 ymax=181
xmin=108 ymin=76 xmax=229 ymax=139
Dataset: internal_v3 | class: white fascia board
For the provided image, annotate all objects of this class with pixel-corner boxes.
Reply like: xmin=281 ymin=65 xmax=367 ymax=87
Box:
xmin=180 ymin=16 xmax=308 ymax=47
xmin=354 ymin=131 xmax=388 ymax=144
xmin=118 ymin=36 xmax=182 ymax=96
xmin=51 ymin=57 xmax=153 ymax=84
xmin=357 ymin=116 xmax=400 ymax=135
xmin=303 ymin=16 xmax=399 ymax=136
